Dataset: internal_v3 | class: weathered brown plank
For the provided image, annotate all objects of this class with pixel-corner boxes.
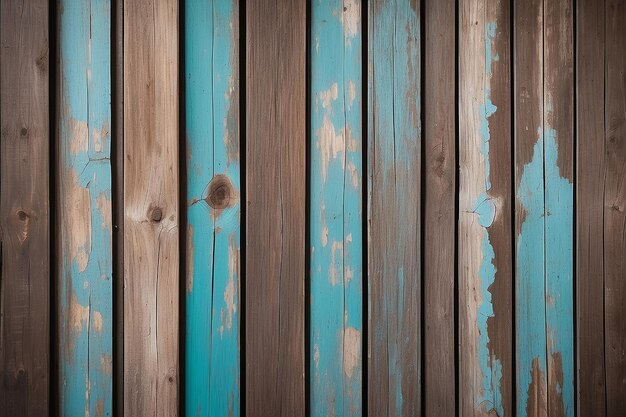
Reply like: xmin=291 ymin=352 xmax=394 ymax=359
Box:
xmin=575 ymin=0 xmax=607 ymax=415
xmin=368 ymin=1 xmax=421 ymax=416
xmin=123 ymin=0 xmax=179 ymax=415
xmin=0 ymin=0 xmax=50 ymax=415
xmin=544 ymin=0 xmax=575 ymax=415
xmin=424 ymin=0 xmax=456 ymax=415
xmin=604 ymin=0 xmax=626 ymax=413
xmin=459 ymin=0 xmax=513 ymax=416
xmin=514 ymin=0 xmax=548 ymax=415
xmin=245 ymin=0 xmax=306 ymax=415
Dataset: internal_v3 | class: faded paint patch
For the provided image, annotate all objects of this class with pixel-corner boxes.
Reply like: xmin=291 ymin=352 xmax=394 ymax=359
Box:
xmin=65 ymin=168 xmax=91 ymax=272
xmin=100 ymin=355 xmax=112 ymax=375
xmin=92 ymin=120 xmax=109 ymax=153
xmin=70 ymin=295 xmax=90 ymax=331
xmin=320 ymin=82 xmax=339 ymax=110
xmin=314 ymin=344 xmax=320 ymax=368
xmin=341 ymin=0 xmax=360 ymax=41
xmin=221 ymin=234 xmax=239 ymax=335
xmin=70 ymin=118 xmax=89 ymax=155
xmin=329 ymin=241 xmax=343 ymax=286
xmin=95 ymin=192 xmax=112 ymax=231
xmin=343 ymin=327 xmax=361 ymax=378
xmin=348 ymin=80 xmax=357 ymax=108
xmin=93 ymin=311 xmax=103 ymax=333
xmin=347 ymin=161 xmax=360 ymax=190
xmin=317 ymin=116 xmax=345 ymax=182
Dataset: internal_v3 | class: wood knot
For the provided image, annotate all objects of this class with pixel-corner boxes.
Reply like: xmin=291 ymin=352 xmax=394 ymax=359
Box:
xmin=17 ymin=210 xmax=28 ymax=221
xmin=206 ymin=175 xmax=233 ymax=210
xmin=20 ymin=127 xmax=28 ymax=137
xmin=150 ymin=207 xmax=163 ymax=222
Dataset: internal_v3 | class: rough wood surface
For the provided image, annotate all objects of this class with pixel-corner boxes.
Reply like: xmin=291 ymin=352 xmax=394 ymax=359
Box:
xmin=543 ymin=1 xmax=574 ymax=416
xmin=58 ymin=0 xmax=113 ymax=415
xmin=423 ymin=0 xmax=456 ymax=415
xmin=368 ymin=1 xmax=421 ymax=416
xmin=575 ymin=0 xmax=607 ymax=415
xmin=245 ymin=0 xmax=306 ymax=415
xmin=310 ymin=1 xmax=363 ymax=417
xmin=459 ymin=0 xmax=513 ymax=416
xmin=514 ymin=0 xmax=548 ymax=415
xmin=515 ymin=0 xmax=575 ymax=416
xmin=0 ymin=0 xmax=50 ymax=415
xmin=185 ymin=0 xmax=241 ymax=416
xmin=604 ymin=0 xmax=626 ymax=413
xmin=123 ymin=0 xmax=179 ymax=415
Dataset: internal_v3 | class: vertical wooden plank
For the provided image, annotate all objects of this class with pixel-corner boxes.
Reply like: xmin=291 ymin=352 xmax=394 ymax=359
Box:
xmin=310 ymin=1 xmax=363 ymax=417
xmin=123 ymin=0 xmax=179 ymax=415
xmin=604 ymin=0 xmax=626 ymax=413
xmin=185 ymin=0 xmax=241 ymax=416
xmin=368 ymin=1 xmax=421 ymax=416
xmin=575 ymin=0 xmax=607 ymax=414
xmin=245 ymin=0 xmax=306 ymax=416
xmin=543 ymin=1 xmax=574 ymax=416
xmin=514 ymin=0 xmax=548 ymax=415
xmin=423 ymin=0 xmax=456 ymax=414
xmin=0 ymin=0 xmax=50 ymax=415
xmin=515 ymin=0 xmax=575 ymax=415
xmin=459 ymin=0 xmax=513 ymax=416
xmin=58 ymin=0 xmax=113 ymax=416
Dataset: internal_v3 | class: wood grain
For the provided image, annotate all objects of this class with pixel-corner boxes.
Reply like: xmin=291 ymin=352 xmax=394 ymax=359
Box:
xmin=245 ymin=0 xmax=306 ymax=416
xmin=423 ymin=0 xmax=456 ymax=415
xmin=543 ymin=1 xmax=574 ymax=416
xmin=58 ymin=0 xmax=113 ymax=415
xmin=514 ymin=0 xmax=548 ymax=415
xmin=185 ymin=0 xmax=241 ymax=416
xmin=123 ymin=0 xmax=179 ymax=415
xmin=604 ymin=0 xmax=626 ymax=413
xmin=515 ymin=0 xmax=575 ymax=416
xmin=0 ymin=0 xmax=50 ymax=415
xmin=575 ymin=0 xmax=607 ymax=415
xmin=310 ymin=1 xmax=363 ymax=417
xmin=368 ymin=1 xmax=421 ymax=416
xmin=459 ymin=0 xmax=513 ymax=415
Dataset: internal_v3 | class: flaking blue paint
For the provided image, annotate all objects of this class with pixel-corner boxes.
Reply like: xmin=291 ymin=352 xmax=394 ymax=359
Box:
xmin=59 ymin=1 xmax=113 ymax=416
xmin=544 ymin=126 xmax=574 ymax=417
xmin=185 ymin=1 xmax=240 ymax=416
xmin=473 ymin=21 xmax=503 ymax=416
xmin=516 ymin=130 xmax=548 ymax=417
xmin=310 ymin=1 xmax=362 ymax=416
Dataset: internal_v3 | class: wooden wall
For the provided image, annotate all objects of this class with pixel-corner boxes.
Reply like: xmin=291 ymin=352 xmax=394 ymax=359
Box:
xmin=1 ymin=0 xmax=625 ymax=416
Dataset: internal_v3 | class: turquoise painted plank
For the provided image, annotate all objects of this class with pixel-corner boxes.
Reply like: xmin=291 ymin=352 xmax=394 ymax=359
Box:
xmin=58 ymin=1 xmax=113 ymax=416
xmin=515 ymin=1 xmax=574 ymax=415
xmin=544 ymin=0 xmax=574 ymax=413
xmin=368 ymin=0 xmax=421 ymax=415
xmin=185 ymin=0 xmax=241 ymax=416
xmin=310 ymin=1 xmax=362 ymax=417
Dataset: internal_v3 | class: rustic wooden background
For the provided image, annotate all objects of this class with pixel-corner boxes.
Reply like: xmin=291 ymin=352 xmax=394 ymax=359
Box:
xmin=1 ymin=0 xmax=624 ymax=416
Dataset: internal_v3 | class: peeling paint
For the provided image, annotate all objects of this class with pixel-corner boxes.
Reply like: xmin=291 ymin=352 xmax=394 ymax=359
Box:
xmin=93 ymin=311 xmax=103 ymax=333
xmin=343 ymin=327 xmax=361 ymax=378
xmin=70 ymin=295 xmax=90 ymax=331
xmin=95 ymin=192 xmax=111 ymax=231
xmin=341 ymin=0 xmax=360 ymax=41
